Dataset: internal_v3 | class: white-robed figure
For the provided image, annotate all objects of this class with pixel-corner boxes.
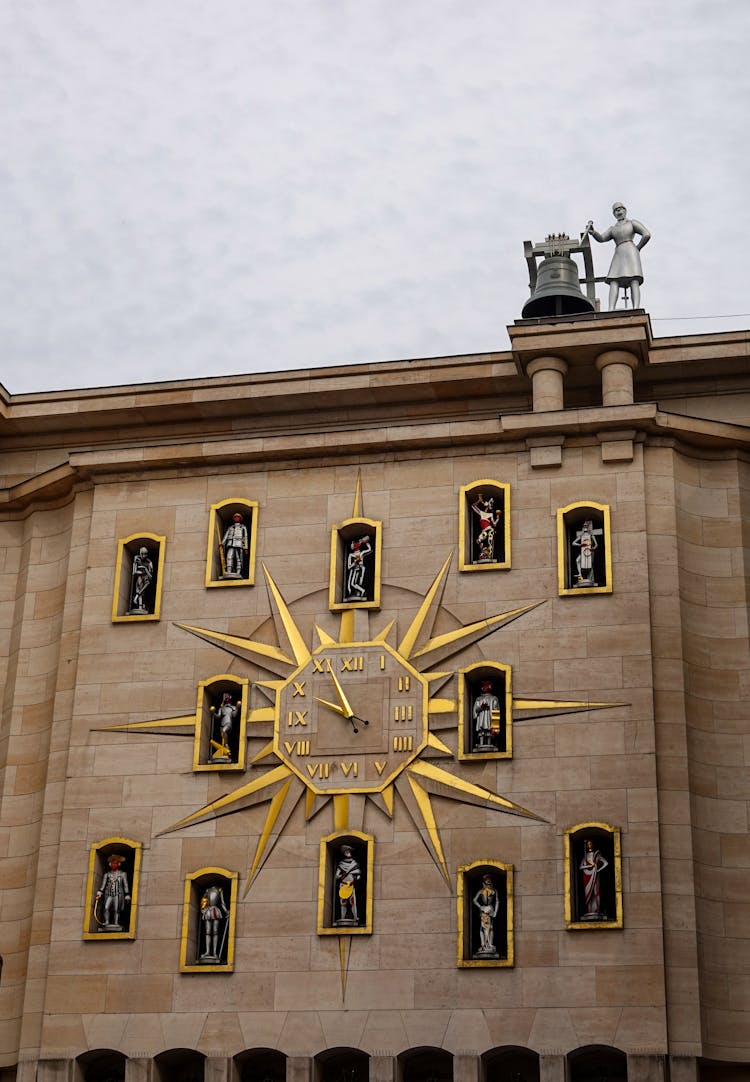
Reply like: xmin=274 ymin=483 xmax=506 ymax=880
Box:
xmin=586 ymin=202 xmax=650 ymax=310
xmin=473 ymin=680 xmax=500 ymax=751
xmin=572 ymin=519 xmax=600 ymax=587
xmin=200 ymin=883 xmax=229 ymax=961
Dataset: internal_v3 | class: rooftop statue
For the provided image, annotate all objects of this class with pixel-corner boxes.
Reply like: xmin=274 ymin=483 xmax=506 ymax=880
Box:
xmin=584 ymin=203 xmax=651 ymax=310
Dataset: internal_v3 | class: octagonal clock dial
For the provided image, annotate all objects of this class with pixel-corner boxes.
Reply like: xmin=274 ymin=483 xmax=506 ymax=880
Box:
xmin=274 ymin=643 xmax=429 ymax=794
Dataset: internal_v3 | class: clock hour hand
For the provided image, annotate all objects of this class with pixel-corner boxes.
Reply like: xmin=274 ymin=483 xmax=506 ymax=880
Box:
xmin=315 ymin=696 xmax=369 ymax=733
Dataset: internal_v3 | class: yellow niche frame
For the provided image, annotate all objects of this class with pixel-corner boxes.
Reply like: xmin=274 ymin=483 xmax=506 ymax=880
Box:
xmin=111 ymin=532 xmax=166 ymax=622
xmin=83 ymin=836 xmax=143 ymax=940
xmin=564 ymin=821 xmax=623 ymax=930
xmin=317 ymin=830 xmax=374 ymax=935
xmin=192 ymin=673 xmax=249 ymax=772
xmin=457 ymin=661 xmax=513 ymax=760
xmin=328 ymin=517 xmax=382 ymax=611
xmin=457 ymin=859 xmax=514 ymax=967
xmin=458 ymin=480 xmax=511 ymax=572
xmin=205 ymin=498 xmax=259 ymax=588
xmin=180 ymin=867 xmax=239 ymax=973
xmin=557 ymin=501 xmax=613 ymax=596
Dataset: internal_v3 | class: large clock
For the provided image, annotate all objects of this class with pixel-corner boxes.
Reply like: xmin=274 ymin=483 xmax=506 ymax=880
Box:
xmin=274 ymin=642 xmax=429 ymax=794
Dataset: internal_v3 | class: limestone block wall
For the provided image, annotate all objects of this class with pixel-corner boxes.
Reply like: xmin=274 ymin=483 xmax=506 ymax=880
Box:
xmin=14 ymin=440 xmax=669 ymax=1067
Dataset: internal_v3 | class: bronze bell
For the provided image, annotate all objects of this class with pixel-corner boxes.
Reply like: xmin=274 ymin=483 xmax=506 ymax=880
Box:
xmin=521 ymin=254 xmax=596 ymax=319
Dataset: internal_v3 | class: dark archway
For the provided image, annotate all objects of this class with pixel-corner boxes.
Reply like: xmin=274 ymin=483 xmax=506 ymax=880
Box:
xmin=315 ymin=1046 xmax=370 ymax=1082
xmin=77 ymin=1048 xmax=127 ymax=1082
xmin=154 ymin=1047 xmax=206 ymax=1082
xmin=399 ymin=1047 xmax=454 ymax=1082
xmin=236 ymin=1048 xmax=287 ymax=1082
xmin=483 ymin=1046 xmax=540 ymax=1082
xmin=568 ymin=1046 xmax=627 ymax=1082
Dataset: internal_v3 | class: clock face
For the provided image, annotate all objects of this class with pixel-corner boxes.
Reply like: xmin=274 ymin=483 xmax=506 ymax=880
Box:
xmin=274 ymin=642 xmax=429 ymax=794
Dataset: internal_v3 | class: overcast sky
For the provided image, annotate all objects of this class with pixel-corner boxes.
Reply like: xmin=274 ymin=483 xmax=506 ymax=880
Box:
xmin=2 ymin=1 xmax=749 ymax=394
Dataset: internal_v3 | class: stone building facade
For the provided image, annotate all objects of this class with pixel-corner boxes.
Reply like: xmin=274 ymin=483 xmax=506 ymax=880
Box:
xmin=0 ymin=312 xmax=747 ymax=1082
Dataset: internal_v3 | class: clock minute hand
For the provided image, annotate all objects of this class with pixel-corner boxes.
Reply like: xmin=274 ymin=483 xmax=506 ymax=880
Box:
xmin=328 ymin=668 xmax=370 ymax=733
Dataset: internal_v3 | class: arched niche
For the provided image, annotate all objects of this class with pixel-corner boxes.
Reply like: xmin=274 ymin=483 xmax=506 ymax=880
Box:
xmin=457 ymin=660 xmax=513 ymax=760
xmin=315 ymin=1047 xmax=369 ymax=1082
xmin=318 ymin=830 xmax=374 ymax=935
xmin=192 ymin=672 xmax=249 ymax=772
xmin=205 ymin=497 xmax=259 ymax=587
xmin=567 ymin=1046 xmax=627 ymax=1082
xmin=399 ymin=1047 xmax=453 ymax=1082
xmin=457 ymin=861 xmax=513 ymax=967
xmin=76 ymin=1049 xmax=126 ymax=1082
xmin=154 ymin=1048 xmax=206 ymax=1082
xmin=557 ymin=501 xmax=612 ymax=595
xmin=83 ymin=837 xmax=142 ymax=940
xmin=111 ymin=531 xmax=166 ymax=621
xmin=483 ymin=1047 xmax=540 ymax=1082
xmin=235 ymin=1048 xmax=287 ymax=1082
xmin=329 ymin=516 xmax=382 ymax=610
xmin=564 ymin=823 xmax=622 ymax=929
xmin=180 ymin=866 xmax=238 ymax=973
xmin=459 ymin=480 xmax=511 ymax=571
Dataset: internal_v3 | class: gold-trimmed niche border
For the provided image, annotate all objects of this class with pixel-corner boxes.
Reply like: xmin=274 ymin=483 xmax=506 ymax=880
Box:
xmin=329 ymin=517 xmax=382 ymax=611
xmin=192 ymin=673 xmax=249 ymax=772
xmin=459 ymin=480 xmax=511 ymax=572
xmin=458 ymin=661 xmax=513 ymax=760
xmin=205 ymin=498 xmax=259 ymax=588
xmin=111 ymin=532 xmax=166 ymax=622
xmin=457 ymin=859 xmax=514 ymax=967
xmin=557 ymin=501 xmax=612 ymax=596
xmin=564 ymin=821 xmax=623 ymax=930
xmin=83 ymin=836 xmax=142 ymax=940
xmin=180 ymin=866 xmax=239 ymax=973
xmin=318 ymin=830 xmax=374 ymax=935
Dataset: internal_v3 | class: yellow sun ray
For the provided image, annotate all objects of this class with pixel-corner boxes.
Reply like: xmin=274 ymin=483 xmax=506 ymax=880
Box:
xmin=352 ymin=469 xmax=363 ymax=518
xmin=262 ymin=564 xmax=311 ymax=667
xmin=93 ymin=715 xmax=195 ymax=736
xmin=158 ymin=763 xmax=296 ymax=834
xmin=251 ymin=740 xmax=276 ymax=764
xmin=177 ymin=623 xmax=295 ymax=674
xmin=424 ymin=732 xmax=453 ymax=756
xmin=406 ymin=759 xmax=543 ymax=821
xmin=412 ymin=601 xmax=544 ymax=668
xmin=398 ymin=553 xmax=453 ymax=660
xmin=246 ymin=776 xmax=304 ymax=890
xmin=512 ymin=698 xmax=628 ymax=719
xmin=397 ymin=773 xmax=450 ymax=884
xmin=315 ymin=624 xmax=337 ymax=647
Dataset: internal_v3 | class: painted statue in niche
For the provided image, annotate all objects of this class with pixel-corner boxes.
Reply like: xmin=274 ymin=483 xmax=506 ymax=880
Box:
xmin=471 ymin=494 xmax=501 ymax=563
xmin=571 ymin=519 xmax=602 ymax=588
xmin=334 ymin=844 xmax=362 ymax=926
xmin=94 ymin=853 xmax=131 ymax=931
xmin=128 ymin=547 xmax=154 ymax=614
xmin=220 ymin=513 xmax=249 ymax=579
xmin=199 ymin=882 xmax=229 ymax=963
xmin=472 ymin=873 xmax=500 ymax=958
xmin=210 ymin=691 xmax=239 ymax=763
xmin=472 ymin=680 xmax=502 ymax=752
xmin=343 ymin=536 xmax=372 ymax=602
xmin=579 ymin=838 xmax=609 ymax=920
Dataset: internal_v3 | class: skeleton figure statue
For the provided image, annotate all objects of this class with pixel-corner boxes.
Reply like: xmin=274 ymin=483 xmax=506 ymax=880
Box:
xmin=579 ymin=839 xmax=609 ymax=920
xmin=220 ymin=513 xmax=249 ymax=578
xmin=471 ymin=494 xmax=501 ymax=563
xmin=129 ymin=547 xmax=154 ymax=613
xmin=200 ymin=883 xmax=229 ymax=962
xmin=210 ymin=692 xmax=239 ymax=762
xmin=344 ymin=536 xmax=372 ymax=601
xmin=472 ymin=874 xmax=500 ymax=957
xmin=95 ymin=854 xmax=131 ymax=931
xmin=334 ymin=844 xmax=361 ymax=926
xmin=585 ymin=202 xmax=651 ymax=310
xmin=571 ymin=519 xmax=602 ymax=587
